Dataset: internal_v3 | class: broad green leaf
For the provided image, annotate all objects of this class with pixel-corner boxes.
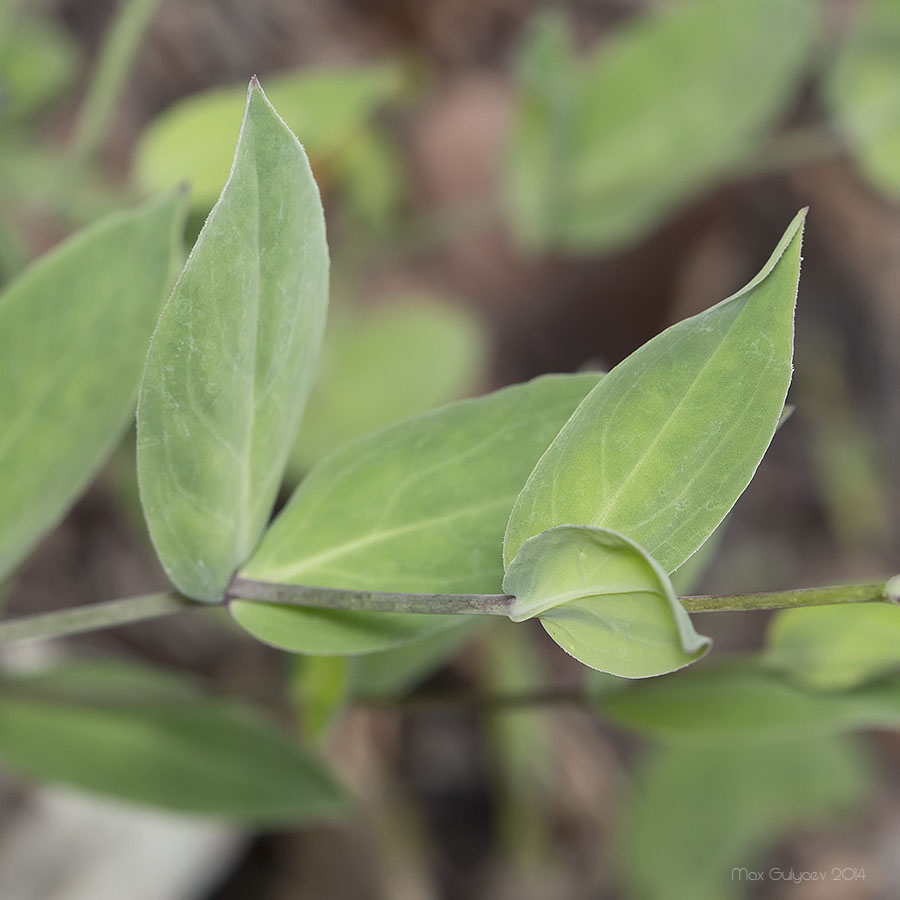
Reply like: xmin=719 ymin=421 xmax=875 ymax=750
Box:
xmin=0 ymin=192 xmax=184 ymax=582
xmin=287 ymin=297 xmax=487 ymax=477
xmin=504 ymin=211 xmax=805 ymax=576
xmin=507 ymin=0 xmax=816 ymax=251
xmin=0 ymin=661 xmax=348 ymax=824
xmin=603 ymin=660 xmax=900 ymax=742
xmin=764 ymin=603 xmax=900 ymax=690
xmin=502 ymin=525 xmax=709 ymax=677
xmin=230 ymin=373 xmax=602 ymax=654
xmin=622 ymin=736 xmax=869 ymax=900
xmin=137 ymin=79 xmax=329 ymax=601
xmin=135 ymin=63 xmax=403 ymax=209
xmin=825 ymin=0 xmax=900 ymax=198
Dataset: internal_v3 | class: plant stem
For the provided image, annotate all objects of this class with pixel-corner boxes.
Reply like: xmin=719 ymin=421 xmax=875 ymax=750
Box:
xmin=359 ymin=687 xmax=589 ymax=712
xmin=0 ymin=578 xmax=895 ymax=646
xmin=0 ymin=593 xmax=197 ymax=646
xmin=230 ymin=576 xmax=896 ymax=616
xmin=226 ymin=577 xmax=513 ymax=616
xmin=67 ymin=0 xmax=162 ymax=171
xmin=680 ymin=580 xmax=894 ymax=613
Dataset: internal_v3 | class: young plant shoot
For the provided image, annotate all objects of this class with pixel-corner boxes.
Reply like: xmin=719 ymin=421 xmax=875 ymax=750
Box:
xmin=0 ymin=75 xmax=898 ymax=823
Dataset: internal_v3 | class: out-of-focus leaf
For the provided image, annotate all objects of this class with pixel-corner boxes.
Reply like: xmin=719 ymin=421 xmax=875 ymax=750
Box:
xmin=825 ymin=0 xmax=900 ymax=198
xmin=0 ymin=661 xmax=348 ymax=823
xmin=0 ymin=17 xmax=79 ymax=120
xmin=603 ymin=660 xmax=900 ymax=741
xmin=230 ymin=373 xmax=602 ymax=655
xmin=504 ymin=212 xmax=804 ymax=579
xmin=291 ymin=655 xmax=354 ymax=742
xmin=333 ymin=128 xmax=405 ymax=233
xmin=354 ymin=619 xmax=487 ymax=700
xmin=287 ymin=297 xmax=487 ymax=477
xmin=485 ymin=623 xmax=554 ymax=866
xmin=507 ymin=0 xmax=816 ymax=251
xmin=0 ymin=192 xmax=184 ymax=582
xmin=622 ymin=735 xmax=869 ymax=900
xmin=137 ymin=79 xmax=329 ymax=601
xmin=136 ymin=63 xmax=403 ymax=209
xmin=0 ymin=141 xmax=130 ymax=224
xmin=503 ymin=525 xmax=709 ymax=677
xmin=764 ymin=603 xmax=900 ymax=690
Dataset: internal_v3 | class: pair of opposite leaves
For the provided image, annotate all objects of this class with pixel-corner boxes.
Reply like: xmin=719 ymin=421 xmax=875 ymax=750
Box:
xmin=136 ymin=80 xmax=804 ymax=678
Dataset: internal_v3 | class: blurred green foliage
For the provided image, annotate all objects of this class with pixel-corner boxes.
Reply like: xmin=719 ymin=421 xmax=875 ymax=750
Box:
xmin=135 ymin=62 xmax=405 ymax=212
xmin=827 ymin=0 xmax=900 ymax=197
xmin=287 ymin=296 xmax=487 ymax=477
xmin=0 ymin=660 xmax=348 ymax=823
xmin=506 ymin=0 xmax=817 ymax=251
xmin=0 ymin=12 xmax=79 ymax=122
xmin=765 ymin=603 xmax=900 ymax=690
xmin=622 ymin=735 xmax=869 ymax=900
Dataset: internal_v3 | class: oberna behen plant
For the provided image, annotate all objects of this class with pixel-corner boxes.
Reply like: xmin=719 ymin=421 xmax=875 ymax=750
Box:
xmin=1 ymin=80 xmax=898 ymax=748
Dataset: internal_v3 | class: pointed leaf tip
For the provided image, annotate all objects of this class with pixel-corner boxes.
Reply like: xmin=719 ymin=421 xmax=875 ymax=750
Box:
xmin=138 ymin=78 xmax=330 ymax=601
xmin=503 ymin=213 xmax=804 ymax=576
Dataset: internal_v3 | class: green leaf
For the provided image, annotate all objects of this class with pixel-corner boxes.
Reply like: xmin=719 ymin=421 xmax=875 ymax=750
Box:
xmin=0 ymin=192 xmax=184 ymax=582
xmin=290 ymin=621 xmax=486 ymax=733
xmin=484 ymin=624 xmax=554 ymax=866
xmin=504 ymin=211 xmax=805 ymax=577
xmin=137 ymin=79 xmax=329 ymax=601
xmin=622 ymin=736 xmax=869 ymax=900
xmin=0 ymin=661 xmax=348 ymax=824
xmin=354 ymin=619 xmax=488 ymax=700
xmin=287 ymin=297 xmax=487 ymax=477
xmin=825 ymin=0 xmax=900 ymax=198
xmin=291 ymin=655 xmax=355 ymax=742
xmin=507 ymin=0 xmax=816 ymax=251
xmin=764 ymin=603 xmax=900 ymax=690
xmin=603 ymin=660 xmax=900 ymax=742
xmin=502 ymin=525 xmax=709 ymax=677
xmin=230 ymin=373 xmax=601 ymax=654
xmin=0 ymin=16 xmax=80 ymax=120
xmin=135 ymin=63 xmax=403 ymax=209
xmin=332 ymin=128 xmax=405 ymax=232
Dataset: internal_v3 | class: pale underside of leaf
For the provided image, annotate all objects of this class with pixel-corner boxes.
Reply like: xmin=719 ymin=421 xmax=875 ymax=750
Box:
xmin=0 ymin=192 xmax=184 ymax=582
xmin=137 ymin=79 xmax=329 ymax=602
xmin=502 ymin=525 xmax=709 ymax=678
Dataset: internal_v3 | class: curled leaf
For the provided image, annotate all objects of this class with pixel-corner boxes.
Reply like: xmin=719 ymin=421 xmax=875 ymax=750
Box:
xmin=502 ymin=525 xmax=709 ymax=677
